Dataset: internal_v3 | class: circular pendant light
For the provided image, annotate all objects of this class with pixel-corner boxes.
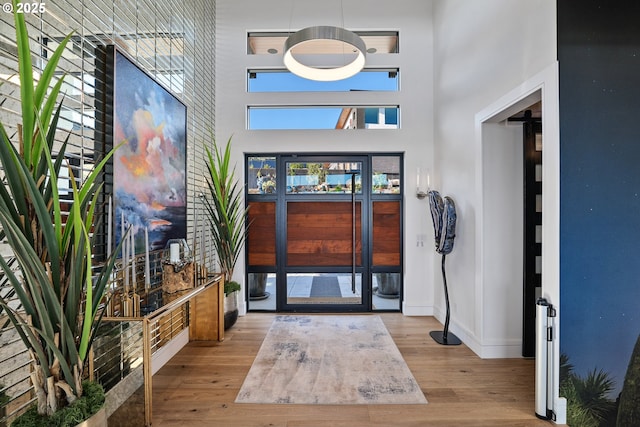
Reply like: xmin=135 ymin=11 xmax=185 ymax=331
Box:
xmin=283 ymin=26 xmax=366 ymax=81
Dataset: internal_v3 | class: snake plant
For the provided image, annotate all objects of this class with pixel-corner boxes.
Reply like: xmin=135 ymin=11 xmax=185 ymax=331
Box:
xmin=0 ymin=3 xmax=121 ymax=417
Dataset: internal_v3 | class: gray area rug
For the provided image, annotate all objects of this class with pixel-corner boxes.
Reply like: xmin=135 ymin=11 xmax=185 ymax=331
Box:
xmin=310 ymin=276 xmax=342 ymax=297
xmin=235 ymin=315 xmax=427 ymax=405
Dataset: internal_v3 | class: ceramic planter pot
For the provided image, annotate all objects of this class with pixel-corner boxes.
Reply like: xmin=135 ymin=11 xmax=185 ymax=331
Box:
xmin=75 ymin=407 xmax=107 ymax=427
xmin=224 ymin=291 xmax=239 ymax=330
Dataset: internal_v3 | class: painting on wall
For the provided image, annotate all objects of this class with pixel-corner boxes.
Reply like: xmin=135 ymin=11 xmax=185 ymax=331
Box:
xmin=108 ymin=46 xmax=187 ymax=253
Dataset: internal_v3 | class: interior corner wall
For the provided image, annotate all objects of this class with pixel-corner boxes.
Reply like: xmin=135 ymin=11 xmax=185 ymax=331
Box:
xmin=558 ymin=0 xmax=640 ymax=409
xmin=215 ymin=0 xmax=436 ymax=315
xmin=432 ymin=0 xmax=557 ymax=357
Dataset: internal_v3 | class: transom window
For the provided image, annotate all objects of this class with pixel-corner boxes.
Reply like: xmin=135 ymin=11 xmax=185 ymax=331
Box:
xmin=248 ymin=69 xmax=399 ymax=92
xmin=247 ymin=31 xmax=399 ymax=55
xmin=248 ymin=106 xmax=399 ymax=130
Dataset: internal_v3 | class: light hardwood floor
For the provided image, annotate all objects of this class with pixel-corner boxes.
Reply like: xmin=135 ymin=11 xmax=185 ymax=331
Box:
xmin=145 ymin=313 xmax=555 ymax=426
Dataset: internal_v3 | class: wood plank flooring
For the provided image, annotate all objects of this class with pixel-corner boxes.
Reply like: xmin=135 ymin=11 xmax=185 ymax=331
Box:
xmin=145 ymin=313 xmax=555 ymax=426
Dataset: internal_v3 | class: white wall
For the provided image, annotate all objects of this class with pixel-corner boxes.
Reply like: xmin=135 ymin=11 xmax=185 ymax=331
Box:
xmin=480 ymin=122 xmax=524 ymax=355
xmin=215 ymin=0 xmax=436 ymax=315
xmin=217 ymin=0 xmax=564 ymax=421
xmin=216 ymin=0 xmax=560 ymax=371
xmin=432 ymin=0 xmax=557 ymax=356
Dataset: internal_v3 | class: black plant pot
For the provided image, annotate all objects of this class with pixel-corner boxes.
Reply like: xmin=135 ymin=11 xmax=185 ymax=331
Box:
xmin=224 ymin=310 xmax=238 ymax=330
xmin=249 ymin=273 xmax=269 ymax=300
xmin=224 ymin=291 xmax=239 ymax=330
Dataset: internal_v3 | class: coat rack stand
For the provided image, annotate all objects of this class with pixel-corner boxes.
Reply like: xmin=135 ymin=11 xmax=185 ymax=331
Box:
xmin=429 ymin=254 xmax=461 ymax=345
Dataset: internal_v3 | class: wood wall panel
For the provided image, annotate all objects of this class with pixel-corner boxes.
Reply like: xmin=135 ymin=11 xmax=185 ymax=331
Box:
xmin=247 ymin=201 xmax=276 ymax=266
xmin=372 ymin=201 xmax=401 ymax=266
xmin=287 ymin=202 xmax=361 ymax=267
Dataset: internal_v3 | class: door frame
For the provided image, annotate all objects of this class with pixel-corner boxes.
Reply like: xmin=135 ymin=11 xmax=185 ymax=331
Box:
xmin=278 ymin=154 xmax=371 ymax=312
xmin=245 ymin=152 xmax=404 ymax=313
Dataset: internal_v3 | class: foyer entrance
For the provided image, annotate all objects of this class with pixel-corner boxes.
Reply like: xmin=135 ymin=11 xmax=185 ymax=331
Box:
xmin=245 ymin=153 xmax=403 ymax=312
xmin=510 ymin=110 xmax=543 ymax=357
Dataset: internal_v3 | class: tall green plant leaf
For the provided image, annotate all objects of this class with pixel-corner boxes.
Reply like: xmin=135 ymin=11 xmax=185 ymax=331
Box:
xmin=0 ymin=8 xmax=122 ymax=415
xmin=203 ymin=135 xmax=252 ymax=281
xmin=13 ymin=0 xmax=34 ymax=160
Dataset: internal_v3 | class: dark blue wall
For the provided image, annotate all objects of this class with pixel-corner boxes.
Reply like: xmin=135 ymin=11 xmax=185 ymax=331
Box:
xmin=559 ymin=1 xmax=640 ymax=397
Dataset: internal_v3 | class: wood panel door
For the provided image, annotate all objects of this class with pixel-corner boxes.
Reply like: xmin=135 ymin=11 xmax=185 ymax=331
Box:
xmin=372 ymin=201 xmax=401 ymax=266
xmin=286 ymin=201 xmax=362 ymax=267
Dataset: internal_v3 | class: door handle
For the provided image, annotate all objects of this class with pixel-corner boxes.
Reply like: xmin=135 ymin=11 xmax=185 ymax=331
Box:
xmin=351 ymin=173 xmax=356 ymax=294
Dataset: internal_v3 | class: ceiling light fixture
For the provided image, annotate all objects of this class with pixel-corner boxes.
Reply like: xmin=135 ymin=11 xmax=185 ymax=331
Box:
xmin=283 ymin=25 xmax=366 ymax=81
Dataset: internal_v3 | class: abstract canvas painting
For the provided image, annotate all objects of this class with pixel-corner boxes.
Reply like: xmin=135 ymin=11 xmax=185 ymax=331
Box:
xmin=112 ymin=48 xmax=187 ymax=253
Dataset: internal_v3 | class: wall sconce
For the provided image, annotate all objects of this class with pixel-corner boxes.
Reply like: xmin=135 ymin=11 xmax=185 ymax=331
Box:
xmin=416 ymin=167 xmax=430 ymax=199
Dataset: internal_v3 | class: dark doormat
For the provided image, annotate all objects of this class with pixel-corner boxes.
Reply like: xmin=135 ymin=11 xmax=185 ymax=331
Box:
xmin=310 ymin=276 xmax=342 ymax=297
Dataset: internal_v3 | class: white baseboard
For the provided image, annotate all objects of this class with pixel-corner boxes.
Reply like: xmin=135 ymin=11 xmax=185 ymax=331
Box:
xmin=430 ymin=307 xmax=523 ymax=359
xmin=402 ymin=301 xmax=433 ymax=316
xmin=151 ymin=327 xmax=189 ymax=375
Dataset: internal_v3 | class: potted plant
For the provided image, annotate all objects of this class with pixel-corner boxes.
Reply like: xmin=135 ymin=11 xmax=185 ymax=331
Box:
xmin=0 ymin=6 xmax=120 ymax=425
xmin=373 ymin=273 xmax=400 ymax=299
xmin=249 ymin=273 xmax=269 ymax=300
xmin=203 ymin=136 xmax=251 ymax=330
xmin=223 ymin=281 xmax=242 ymax=330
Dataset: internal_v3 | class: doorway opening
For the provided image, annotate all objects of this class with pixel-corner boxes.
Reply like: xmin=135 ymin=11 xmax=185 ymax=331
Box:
xmin=509 ymin=106 xmax=543 ymax=357
xmin=245 ymin=153 xmax=403 ymax=313
xmin=477 ymin=88 xmax=543 ymax=358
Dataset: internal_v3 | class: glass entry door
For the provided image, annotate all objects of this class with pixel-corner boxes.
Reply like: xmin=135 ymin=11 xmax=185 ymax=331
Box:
xmin=282 ymin=157 xmax=368 ymax=311
xmin=245 ymin=153 xmax=403 ymax=313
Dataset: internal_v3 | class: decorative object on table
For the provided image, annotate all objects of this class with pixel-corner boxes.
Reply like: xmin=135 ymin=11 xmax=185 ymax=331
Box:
xmin=427 ymin=190 xmax=462 ymax=345
xmin=161 ymin=239 xmax=194 ymax=300
xmin=0 ymin=6 xmax=121 ymax=424
xmin=162 ymin=238 xmax=192 ymax=271
xmin=202 ymin=135 xmax=252 ymax=329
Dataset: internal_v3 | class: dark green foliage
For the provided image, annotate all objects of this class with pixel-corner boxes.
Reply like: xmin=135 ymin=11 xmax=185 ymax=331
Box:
xmin=560 ymin=353 xmax=617 ymax=427
xmin=11 ymin=381 xmax=104 ymax=427
xmin=574 ymin=369 xmax=616 ymax=421
xmin=224 ymin=280 xmax=242 ymax=296
xmin=617 ymin=334 xmax=640 ymax=426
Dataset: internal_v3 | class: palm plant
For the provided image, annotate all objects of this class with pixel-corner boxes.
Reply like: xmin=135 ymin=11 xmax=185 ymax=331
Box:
xmin=0 ymin=5 xmax=120 ymax=418
xmin=202 ymin=135 xmax=251 ymax=289
xmin=560 ymin=353 xmax=617 ymax=427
